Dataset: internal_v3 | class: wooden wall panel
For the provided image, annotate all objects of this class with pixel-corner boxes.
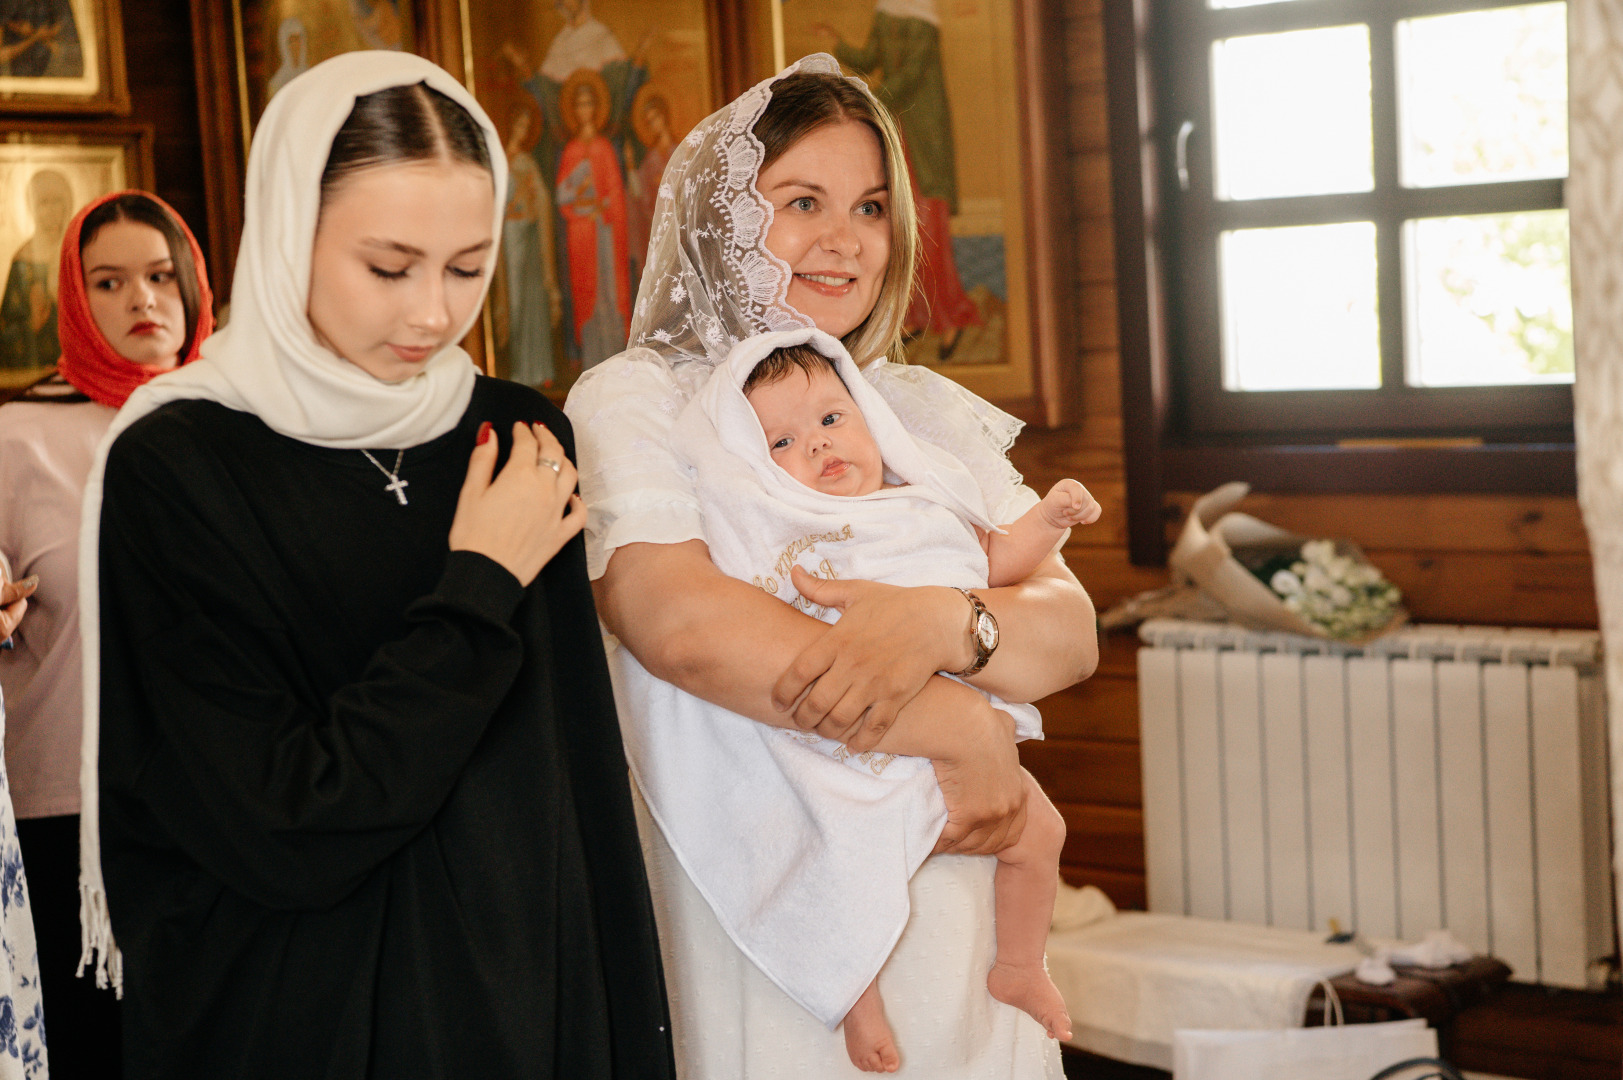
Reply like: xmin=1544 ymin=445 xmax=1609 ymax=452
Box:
xmin=123 ymin=0 xmax=209 ymax=271
xmin=1024 ymin=740 xmax=1142 ymax=808
xmin=1015 ymin=0 xmax=1601 ymax=911
xmin=1164 ymin=492 xmax=1591 ymax=555
xmin=1056 ymin=804 xmax=1145 ymax=872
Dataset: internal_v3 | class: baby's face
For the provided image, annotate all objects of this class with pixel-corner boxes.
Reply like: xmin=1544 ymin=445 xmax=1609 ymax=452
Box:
xmin=747 ymin=364 xmax=885 ymax=497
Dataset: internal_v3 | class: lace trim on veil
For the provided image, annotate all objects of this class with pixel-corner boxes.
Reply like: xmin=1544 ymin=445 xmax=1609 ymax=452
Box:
xmin=601 ymin=53 xmax=1030 ymax=513
xmin=627 ymin=58 xmax=819 ymax=367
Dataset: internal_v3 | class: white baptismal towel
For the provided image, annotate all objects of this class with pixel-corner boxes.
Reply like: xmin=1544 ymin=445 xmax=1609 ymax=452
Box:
xmin=609 ymin=327 xmax=1041 ymax=1029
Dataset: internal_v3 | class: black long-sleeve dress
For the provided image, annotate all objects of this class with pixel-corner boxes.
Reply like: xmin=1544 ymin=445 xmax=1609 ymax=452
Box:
xmin=95 ymin=376 xmax=673 ymax=1079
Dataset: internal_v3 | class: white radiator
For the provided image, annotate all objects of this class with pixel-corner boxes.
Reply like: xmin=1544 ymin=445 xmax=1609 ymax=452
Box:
xmin=1137 ymin=618 xmax=1615 ymax=989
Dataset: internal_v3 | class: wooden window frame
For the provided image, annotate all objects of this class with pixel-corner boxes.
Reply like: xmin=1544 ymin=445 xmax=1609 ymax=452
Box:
xmin=1106 ymin=0 xmax=1577 ymax=565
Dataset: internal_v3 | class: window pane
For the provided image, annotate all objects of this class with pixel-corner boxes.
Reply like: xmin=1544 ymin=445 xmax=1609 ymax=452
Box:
xmin=1222 ymin=223 xmax=1380 ymax=391
xmin=1212 ymin=26 xmax=1373 ymax=201
xmin=1398 ymin=4 xmax=1568 ymax=188
xmin=1208 ymin=0 xmax=1298 ymax=11
xmin=1405 ymin=210 xmax=1572 ymax=387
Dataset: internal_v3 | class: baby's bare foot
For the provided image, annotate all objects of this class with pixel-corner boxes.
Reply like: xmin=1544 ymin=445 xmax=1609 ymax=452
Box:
xmin=843 ymin=995 xmax=901 ymax=1073
xmin=988 ymin=960 xmax=1073 ymax=1042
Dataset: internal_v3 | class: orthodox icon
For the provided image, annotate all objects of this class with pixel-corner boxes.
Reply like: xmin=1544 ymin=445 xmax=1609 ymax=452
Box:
xmin=776 ymin=0 xmax=1037 ymax=403
xmin=464 ymin=0 xmax=717 ymax=394
xmin=0 ymin=0 xmax=127 ymax=113
xmin=239 ymin=0 xmax=414 ymax=133
xmin=0 ymin=125 xmax=148 ymax=386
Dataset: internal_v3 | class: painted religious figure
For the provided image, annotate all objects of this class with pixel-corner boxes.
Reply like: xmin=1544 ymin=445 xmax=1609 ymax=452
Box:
xmin=246 ymin=0 xmax=410 ymax=123
xmin=777 ymin=0 xmax=1034 ymax=402
xmin=349 ymin=0 xmax=403 ymax=51
xmin=557 ymin=69 xmax=631 ymax=370
xmin=0 ymin=168 xmax=71 ymax=374
xmin=0 ymin=0 xmax=82 ymax=79
xmin=499 ymin=0 xmax=650 ymax=372
xmin=625 ymin=83 xmax=675 ymax=289
xmin=498 ymin=96 xmax=561 ymax=388
xmin=818 ymin=0 xmax=981 ymax=359
xmin=266 ymin=16 xmax=308 ymax=100
xmin=468 ymin=0 xmax=716 ymax=393
xmin=0 ymin=141 xmax=132 ymax=386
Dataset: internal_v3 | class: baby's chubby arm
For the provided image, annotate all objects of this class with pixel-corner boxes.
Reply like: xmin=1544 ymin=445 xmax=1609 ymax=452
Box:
xmin=986 ymin=479 xmax=1101 ymax=587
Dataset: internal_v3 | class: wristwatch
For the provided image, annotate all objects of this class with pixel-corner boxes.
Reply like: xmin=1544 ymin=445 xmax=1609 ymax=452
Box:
xmin=950 ymin=587 xmax=999 ymax=677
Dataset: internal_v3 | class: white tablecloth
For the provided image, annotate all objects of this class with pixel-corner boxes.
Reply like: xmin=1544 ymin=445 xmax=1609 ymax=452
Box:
xmin=1047 ymin=910 xmax=1363 ymax=1069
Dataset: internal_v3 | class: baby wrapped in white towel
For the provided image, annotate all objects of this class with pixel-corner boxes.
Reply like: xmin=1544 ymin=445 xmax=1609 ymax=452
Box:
xmin=609 ymin=327 xmax=1098 ymax=1072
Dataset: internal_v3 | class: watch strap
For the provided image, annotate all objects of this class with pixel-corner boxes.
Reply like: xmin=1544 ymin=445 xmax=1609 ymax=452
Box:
xmin=950 ymin=587 xmax=995 ymax=677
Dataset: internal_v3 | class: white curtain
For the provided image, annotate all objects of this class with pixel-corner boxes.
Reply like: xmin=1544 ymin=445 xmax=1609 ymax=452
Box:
xmin=1569 ymin=0 xmax=1623 ymax=1003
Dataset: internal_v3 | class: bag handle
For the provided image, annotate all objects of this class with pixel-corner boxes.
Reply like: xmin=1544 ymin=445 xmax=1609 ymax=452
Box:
xmin=1366 ymin=1058 xmax=1467 ymax=1080
xmin=1315 ymin=979 xmax=1345 ymax=1027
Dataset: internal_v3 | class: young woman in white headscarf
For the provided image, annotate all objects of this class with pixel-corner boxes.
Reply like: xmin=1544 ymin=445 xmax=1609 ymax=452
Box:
xmin=565 ymin=55 xmax=1095 ymax=1077
xmin=80 ymin=52 xmax=674 ymax=1079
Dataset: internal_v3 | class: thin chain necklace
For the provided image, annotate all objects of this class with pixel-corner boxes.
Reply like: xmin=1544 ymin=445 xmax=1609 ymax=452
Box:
xmin=359 ymin=449 xmax=409 ymax=505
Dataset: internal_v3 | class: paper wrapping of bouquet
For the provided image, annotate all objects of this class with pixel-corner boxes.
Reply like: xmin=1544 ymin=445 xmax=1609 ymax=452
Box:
xmin=1169 ymin=481 xmax=1407 ymax=645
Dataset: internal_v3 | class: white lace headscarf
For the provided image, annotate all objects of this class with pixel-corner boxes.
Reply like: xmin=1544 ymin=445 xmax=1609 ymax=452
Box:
xmin=626 ymin=58 xmax=821 ymax=364
xmin=618 ymin=53 xmax=1025 ymax=499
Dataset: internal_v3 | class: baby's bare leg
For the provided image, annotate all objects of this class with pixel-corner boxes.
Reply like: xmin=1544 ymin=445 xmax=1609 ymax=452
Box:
xmin=842 ymin=979 xmax=901 ymax=1073
xmin=986 ymin=769 xmax=1073 ymax=1041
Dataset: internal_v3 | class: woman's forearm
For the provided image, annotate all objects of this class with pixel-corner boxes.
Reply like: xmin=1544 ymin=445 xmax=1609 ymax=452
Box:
xmin=966 ymin=552 xmax=1098 ymax=702
xmin=597 ymin=541 xmax=821 ymax=718
xmin=595 ymin=539 xmax=1006 ymax=760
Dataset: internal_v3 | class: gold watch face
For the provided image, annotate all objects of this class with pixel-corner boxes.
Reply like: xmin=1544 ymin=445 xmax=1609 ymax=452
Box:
xmin=975 ymin=611 xmax=999 ymax=652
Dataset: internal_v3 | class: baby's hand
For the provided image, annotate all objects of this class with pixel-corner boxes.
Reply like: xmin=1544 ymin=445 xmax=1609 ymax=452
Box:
xmin=1039 ymin=479 xmax=1101 ymax=529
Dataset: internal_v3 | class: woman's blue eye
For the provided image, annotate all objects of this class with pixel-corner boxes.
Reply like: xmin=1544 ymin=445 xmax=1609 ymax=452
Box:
xmin=791 ymin=196 xmax=815 ymax=212
xmin=369 ymin=265 xmax=408 ymax=281
xmin=858 ymin=201 xmax=884 ymax=217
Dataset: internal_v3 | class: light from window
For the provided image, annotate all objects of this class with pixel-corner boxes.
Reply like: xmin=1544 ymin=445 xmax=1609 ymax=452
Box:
xmin=1398 ymin=3 xmax=1568 ymax=189
xmin=1221 ymin=222 xmax=1380 ymax=391
xmin=1212 ymin=26 xmax=1373 ymax=201
xmin=1209 ymin=0 xmax=1298 ymax=11
xmin=1405 ymin=209 xmax=1573 ymax=387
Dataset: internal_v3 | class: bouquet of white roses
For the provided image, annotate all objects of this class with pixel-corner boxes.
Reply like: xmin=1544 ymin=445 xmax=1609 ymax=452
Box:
xmin=1152 ymin=482 xmax=1406 ymax=642
xmin=1260 ymin=539 xmax=1404 ymax=640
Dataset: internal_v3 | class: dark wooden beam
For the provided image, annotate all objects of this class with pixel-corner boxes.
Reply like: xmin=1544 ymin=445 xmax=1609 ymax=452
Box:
xmin=1162 ymin=442 xmax=1577 ymax=495
xmin=1104 ymin=0 xmax=1172 ymax=566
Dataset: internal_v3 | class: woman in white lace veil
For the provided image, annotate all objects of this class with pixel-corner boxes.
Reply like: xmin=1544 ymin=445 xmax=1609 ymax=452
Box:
xmin=566 ymin=54 xmax=1093 ymax=1077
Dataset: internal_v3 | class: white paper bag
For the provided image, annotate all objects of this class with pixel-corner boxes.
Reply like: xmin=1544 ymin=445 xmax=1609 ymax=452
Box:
xmin=1172 ymin=1018 xmax=1438 ymax=1080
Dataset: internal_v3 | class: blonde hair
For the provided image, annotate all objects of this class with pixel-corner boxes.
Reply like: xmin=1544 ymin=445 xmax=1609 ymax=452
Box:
xmin=753 ymin=71 xmax=917 ymax=366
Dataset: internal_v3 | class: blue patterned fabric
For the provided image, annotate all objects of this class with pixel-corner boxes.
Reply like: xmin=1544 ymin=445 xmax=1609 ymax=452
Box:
xmin=0 ymin=692 xmax=46 ymax=1078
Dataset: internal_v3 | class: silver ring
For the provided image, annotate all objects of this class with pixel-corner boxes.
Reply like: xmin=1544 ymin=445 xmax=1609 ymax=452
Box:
xmin=538 ymin=456 xmax=562 ymax=474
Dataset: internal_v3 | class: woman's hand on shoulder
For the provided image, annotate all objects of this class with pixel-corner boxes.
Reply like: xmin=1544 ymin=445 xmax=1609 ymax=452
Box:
xmin=449 ymin=421 xmax=586 ymax=587
xmin=773 ymin=568 xmax=975 ymax=747
xmin=0 ymin=574 xmax=36 ymax=646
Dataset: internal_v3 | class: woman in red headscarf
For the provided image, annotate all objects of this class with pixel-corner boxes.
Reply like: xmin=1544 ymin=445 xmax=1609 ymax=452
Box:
xmin=0 ymin=190 xmax=211 ymax=1079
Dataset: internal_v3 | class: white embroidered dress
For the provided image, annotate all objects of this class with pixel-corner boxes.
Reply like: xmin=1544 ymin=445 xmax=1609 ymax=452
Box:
xmin=566 ymin=55 xmax=1063 ymax=1079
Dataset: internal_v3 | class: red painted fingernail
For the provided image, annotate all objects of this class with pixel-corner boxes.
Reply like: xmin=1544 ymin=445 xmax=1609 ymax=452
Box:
xmin=476 ymin=421 xmax=493 ymax=446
